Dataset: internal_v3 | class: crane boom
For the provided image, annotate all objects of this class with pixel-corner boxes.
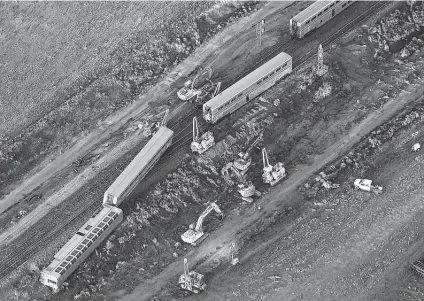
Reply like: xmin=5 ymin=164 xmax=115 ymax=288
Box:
xmin=193 ymin=117 xmax=199 ymax=141
xmin=161 ymin=109 xmax=170 ymax=127
xmin=262 ymin=148 xmax=270 ymax=169
xmin=246 ymin=133 xmax=263 ymax=154
xmin=194 ymin=202 xmax=223 ymax=232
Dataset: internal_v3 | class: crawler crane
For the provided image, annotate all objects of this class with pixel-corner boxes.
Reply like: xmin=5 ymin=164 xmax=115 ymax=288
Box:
xmin=177 ymin=66 xmax=221 ymax=104
xmin=179 ymin=258 xmax=207 ymax=293
xmin=181 ymin=202 xmax=223 ymax=246
xmin=262 ymin=148 xmax=286 ymax=186
xmin=233 ymin=133 xmax=263 ymax=175
xmin=191 ymin=117 xmax=215 ymax=154
xmin=221 ymin=163 xmax=261 ymax=203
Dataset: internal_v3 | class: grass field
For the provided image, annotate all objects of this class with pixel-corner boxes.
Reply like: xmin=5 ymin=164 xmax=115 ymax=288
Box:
xmin=0 ymin=1 xmax=215 ymax=139
xmin=0 ymin=1 xmax=262 ymax=198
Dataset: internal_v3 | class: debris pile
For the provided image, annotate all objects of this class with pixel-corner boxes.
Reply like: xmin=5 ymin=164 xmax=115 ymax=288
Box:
xmin=369 ymin=4 xmax=424 ymax=51
xmin=399 ymin=37 xmax=424 ymax=58
xmin=313 ymin=82 xmax=332 ymax=102
xmin=300 ymin=107 xmax=424 ymax=198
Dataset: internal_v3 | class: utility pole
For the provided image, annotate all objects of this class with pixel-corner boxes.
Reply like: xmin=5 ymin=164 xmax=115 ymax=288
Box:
xmin=314 ymin=44 xmax=328 ymax=77
xmin=252 ymin=19 xmax=265 ymax=47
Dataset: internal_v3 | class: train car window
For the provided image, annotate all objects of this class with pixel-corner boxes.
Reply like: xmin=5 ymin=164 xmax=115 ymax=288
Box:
xmin=71 ymin=257 xmax=76 ymax=264
xmin=60 ymin=269 xmax=66 ymax=275
xmin=60 ymin=262 xmax=67 ymax=268
xmin=98 ymin=222 xmax=106 ymax=228
xmin=335 ymin=0 xmax=340 ymax=3
xmin=84 ymin=225 xmax=92 ymax=231
xmin=87 ymin=233 xmax=95 ymax=240
xmin=238 ymin=93 xmax=242 ymax=98
xmin=318 ymin=11 xmax=322 ymax=16
xmin=82 ymin=239 xmax=90 ymax=244
xmin=342 ymin=3 xmax=346 ymax=7
xmin=324 ymin=7 xmax=329 ymax=11
xmin=66 ymin=256 xmax=73 ymax=262
xmin=107 ymin=212 xmax=115 ymax=218
xmin=283 ymin=62 xmax=287 ymax=67
xmin=71 ymin=250 xmax=78 ymax=256
xmin=82 ymin=245 xmax=88 ymax=252
xmin=306 ymin=20 xmax=310 ymax=24
xmin=330 ymin=3 xmax=335 ymax=7
xmin=312 ymin=16 xmax=316 ymax=20
xmin=55 ymin=267 xmax=62 ymax=273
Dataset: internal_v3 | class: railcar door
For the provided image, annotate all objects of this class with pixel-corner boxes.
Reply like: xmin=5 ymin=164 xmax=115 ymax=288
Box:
xmin=332 ymin=9 xmax=335 ymax=17
xmin=246 ymin=95 xmax=250 ymax=102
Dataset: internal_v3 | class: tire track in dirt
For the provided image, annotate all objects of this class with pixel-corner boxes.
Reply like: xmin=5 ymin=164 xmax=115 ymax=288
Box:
xmin=117 ymin=66 xmax=424 ymax=301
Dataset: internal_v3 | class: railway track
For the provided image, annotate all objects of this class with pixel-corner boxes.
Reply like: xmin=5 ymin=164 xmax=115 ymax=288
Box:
xmin=0 ymin=1 xmax=389 ymax=282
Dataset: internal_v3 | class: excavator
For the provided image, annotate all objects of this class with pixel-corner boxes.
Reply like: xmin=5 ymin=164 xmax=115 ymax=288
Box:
xmin=262 ymin=148 xmax=286 ymax=186
xmin=139 ymin=109 xmax=169 ymax=137
xmin=222 ymin=162 xmax=261 ymax=203
xmin=191 ymin=116 xmax=215 ymax=154
xmin=233 ymin=133 xmax=263 ymax=175
xmin=179 ymin=258 xmax=207 ymax=294
xmin=354 ymin=179 xmax=383 ymax=194
xmin=181 ymin=202 xmax=223 ymax=246
xmin=177 ymin=66 xmax=221 ymax=104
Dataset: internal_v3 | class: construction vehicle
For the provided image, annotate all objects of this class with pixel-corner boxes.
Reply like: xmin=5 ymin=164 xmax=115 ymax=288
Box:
xmin=262 ymin=148 xmax=286 ymax=186
xmin=181 ymin=202 xmax=223 ymax=246
xmin=179 ymin=258 xmax=207 ymax=294
xmin=354 ymin=179 xmax=383 ymax=194
xmin=222 ymin=163 xmax=261 ymax=203
xmin=139 ymin=109 xmax=169 ymax=137
xmin=233 ymin=133 xmax=263 ymax=175
xmin=191 ymin=117 xmax=215 ymax=154
xmin=177 ymin=67 xmax=221 ymax=104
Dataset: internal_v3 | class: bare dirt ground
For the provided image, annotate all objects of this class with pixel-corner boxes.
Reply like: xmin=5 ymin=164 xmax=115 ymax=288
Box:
xmin=0 ymin=0 xmax=256 ymax=217
xmin=0 ymin=1 xmax=261 ymax=237
xmin=3 ymin=1 xmax=424 ymax=301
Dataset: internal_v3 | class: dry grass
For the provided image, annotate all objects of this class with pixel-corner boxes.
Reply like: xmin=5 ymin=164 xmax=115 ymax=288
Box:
xmin=0 ymin=1 xmax=214 ymax=138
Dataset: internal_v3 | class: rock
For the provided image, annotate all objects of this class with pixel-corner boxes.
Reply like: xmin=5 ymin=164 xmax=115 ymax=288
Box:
xmin=174 ymin=242 xmax=181 ymax=248
xmin=273 ymin=99 xmax=281 ymax=106
xmin=173 ymin=252 xmax=179 ymax=258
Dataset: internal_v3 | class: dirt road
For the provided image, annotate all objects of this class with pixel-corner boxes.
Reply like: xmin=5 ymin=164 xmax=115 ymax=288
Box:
xmin=118 ymin=64 xmax=424 ymax=301
xmin=199 ymin=94 xmax=424 ymax=301
xmin=0 ymin=1 xmax=294 ymax=241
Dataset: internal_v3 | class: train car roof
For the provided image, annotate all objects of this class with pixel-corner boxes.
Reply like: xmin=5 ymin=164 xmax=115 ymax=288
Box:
xmin=54 ymin=205 xmax=122 ymax=261
xmin=105 ymin=126 xmax=173 ymax=197
xmin=204 ymin=52 xmax=292 ymax=110
xmin=291 ymin=1 xmax=333 ymax=23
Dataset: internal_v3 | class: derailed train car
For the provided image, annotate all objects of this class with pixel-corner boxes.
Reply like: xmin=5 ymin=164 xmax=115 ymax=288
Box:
xmin=103 ymin=126 xmax=173 ymax=207
xmin=203 ymin=52 xmax=292 ymax=124
xmin=290 ymin=0 xmax=356 ymax=39
xmin=40 ymin=205 xmax=123 ymax=290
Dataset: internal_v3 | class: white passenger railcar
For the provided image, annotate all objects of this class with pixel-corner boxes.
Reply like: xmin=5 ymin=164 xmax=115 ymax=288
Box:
xmin=203 ymin=51 xmax=292 ymax=124
xmin=290 ymin=0 xmax=356 ymax=39
xmin=40 ymin=205 xmax=123 ymax=290
xmin=103 ymin=126 xmax=173 ymax=207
